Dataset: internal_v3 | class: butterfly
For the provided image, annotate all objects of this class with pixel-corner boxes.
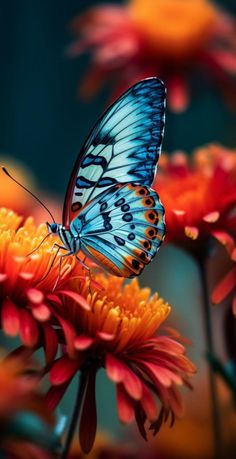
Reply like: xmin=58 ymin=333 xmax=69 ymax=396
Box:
xmin=46 ymin=77 xmax=166 ymax=278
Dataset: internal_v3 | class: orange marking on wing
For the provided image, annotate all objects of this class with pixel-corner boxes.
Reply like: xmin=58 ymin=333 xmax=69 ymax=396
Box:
xmin=142 ymin=196 xmax=155 ymax=207
xmin=145 ymin=209 xmax=159 ymax=224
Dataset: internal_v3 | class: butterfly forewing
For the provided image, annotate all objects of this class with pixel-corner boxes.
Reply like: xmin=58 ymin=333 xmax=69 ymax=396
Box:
xmin=63 ymin=78 xmax=166 ymax=226
xmin=70 ymin=183 xmax=165 ymax=278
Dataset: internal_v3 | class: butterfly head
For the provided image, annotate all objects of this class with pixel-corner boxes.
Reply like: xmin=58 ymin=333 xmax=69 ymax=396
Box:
xmin=47 ymin=222 xmax=59 ymax=234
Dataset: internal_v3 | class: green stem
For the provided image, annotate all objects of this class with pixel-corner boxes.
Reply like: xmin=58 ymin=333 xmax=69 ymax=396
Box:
xmin=61 ymin=371 xmax=87 ymax=459
xmin=198 ymin=258 xmax=223 ymax=459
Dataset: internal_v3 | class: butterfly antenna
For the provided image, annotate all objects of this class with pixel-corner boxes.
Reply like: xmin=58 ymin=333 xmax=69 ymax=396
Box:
xmin=2 ymin=166 xmax=56 ymax=223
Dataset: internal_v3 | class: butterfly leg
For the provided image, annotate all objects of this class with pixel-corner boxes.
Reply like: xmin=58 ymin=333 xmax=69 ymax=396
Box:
xmin=52 ymin=251 xmax=74 ymax=292
xmin=75 ymin=255 xmax=92 ymax=294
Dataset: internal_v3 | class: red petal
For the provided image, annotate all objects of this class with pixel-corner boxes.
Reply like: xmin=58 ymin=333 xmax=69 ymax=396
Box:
xmin=43 ymin=324 xmax=58 ymax=364
xmin=203 ymin=211 xmax=220 ymax=223
xmin=57 ymin=290 xmax=90 ymax=311
xmin=52 ymin=310 xmax=76 ymax=358
xmin=123 ymin=367 xmax=142 ymax=400
xmin=46 ymin=294 xmax=63 ymax=306
xmin=211 ymin=231 xmax=235 ymax=255
xmin=46 ymin=382 xmax=69 ymax=410
xmin=50 ymin=355 xmax=81 ymax=385
xmin=212 ymin=267 xmax=236 ymax=304
xmin=79 ymin=369 xmax=97 ymax=454
xmin=168 ymin=75 xmax=189 ymax=113
xmin=32 ymin=304 xmax=51 ymax=322
xmin=26 ymin=288 xmax=44 ymax=304
xmin=97 ymin=331 xmax=115 ymax=341
xmin=19 ymin=309 xmax=39 ymax=347
xmin=74 ymin=335 xmax=94 ymax=350
xmin=106 ymin=354 xmax=125 ymax=383
xmin=0 ymin=273 xmax=7 ymax=282
xmin=117 ymin=384 xmax=134 ymax=423
xmin=2 ymin=298 xmax=20 ymax=336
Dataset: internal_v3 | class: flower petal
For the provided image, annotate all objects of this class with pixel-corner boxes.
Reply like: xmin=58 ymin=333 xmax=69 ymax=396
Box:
xmin=211 ymin=230 xmax=235 ymax=255
xmin=203 ymin=211 xmax=220 ymax=223
xmin=50 ymin=355 xmax=81 ymax=385
xmin=141 ymin=383 xmax=158 ymax=421
xmin=32 ymin=304 xmax=51 ymax=322
xmin=19 ymin=309 xmax=39 ymax=347
xmin=116 ymin=383 xmax=134 ymax=424
xmin=27 ymin=288 xmax=44 ymax=304
xmin=106 ymin=354 xmax=125 ymax=383
xmin=2 ymin=298 xmax=20 ymax=336
xmin=184 ymin=226 xmax=199 ymax=240
xmin=43 ymin=324 xmax=58 ymax=364
xmin=74 ymin=335 xmax=94 ymax=350
xmin=46 ymin=383 xmax=70 ymax=411
xmin=212 ymin=267 xmax=236 ymax=304
xmin=57 ymin=290 xmax=91 ymax=311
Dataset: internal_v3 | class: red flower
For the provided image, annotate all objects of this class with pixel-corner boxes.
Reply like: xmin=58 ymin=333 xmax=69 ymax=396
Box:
xmin=69 ymin=0 xmax=236 ymax=112
xmin=0 ymin=208 xmax=88 ymax=361
xmin=47 ymin=273 xmax=196 ymax=454
xmin=153 ymin=145 xmax=236 ymax=258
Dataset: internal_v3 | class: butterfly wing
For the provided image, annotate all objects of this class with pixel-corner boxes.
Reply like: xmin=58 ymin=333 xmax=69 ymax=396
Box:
xmin=63 ymin=78 xmax=166 ymax=226
xmin=70 ymin=183 xmax=165 ymax=277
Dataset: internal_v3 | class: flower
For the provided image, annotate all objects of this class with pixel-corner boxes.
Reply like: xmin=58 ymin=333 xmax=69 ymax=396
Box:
xmin=0 ymin=208 xmax=88 ymax=360
xmin=153 ymin=144 xmax=236 ymax=258
xmin=69 ymin=0 xmax=236 ymax=112
xmin=47 ymin=273 xmax=196 ymax=454
xmin=0 ymin=351 xmax=59 ymax=458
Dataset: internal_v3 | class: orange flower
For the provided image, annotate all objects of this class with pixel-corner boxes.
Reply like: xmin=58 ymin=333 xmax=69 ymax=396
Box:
xmin=153 ymin=144 xmax=236 ymax=257
xmin=47 ymin=273 xmax=196 ymax=454
xmin=69 ymin=0 xmax=236 ymax=112
xmin=0 ymin=208 xmax=88 ymax=360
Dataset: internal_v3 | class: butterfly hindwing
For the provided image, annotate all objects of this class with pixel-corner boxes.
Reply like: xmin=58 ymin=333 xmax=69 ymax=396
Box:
xmin=70 ymin=184 xmax=165 ymax=277
xmin=63 ymin=78 xmax=166 ymax=226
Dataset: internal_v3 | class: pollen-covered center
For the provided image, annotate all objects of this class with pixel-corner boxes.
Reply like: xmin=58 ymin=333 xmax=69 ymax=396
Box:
xmin=72 ymin=275 xmax=171 ymax=353
xmin=129 ymin=0 xmax=218 ymax=58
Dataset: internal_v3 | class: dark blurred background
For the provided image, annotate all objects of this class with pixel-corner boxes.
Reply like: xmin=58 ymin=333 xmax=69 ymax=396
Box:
xmin=0 ymin=0 xmax=236 ymax=196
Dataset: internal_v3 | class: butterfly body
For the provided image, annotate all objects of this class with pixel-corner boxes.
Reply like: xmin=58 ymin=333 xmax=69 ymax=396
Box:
xmin=48 ymin=78 xmax=167 ymax=277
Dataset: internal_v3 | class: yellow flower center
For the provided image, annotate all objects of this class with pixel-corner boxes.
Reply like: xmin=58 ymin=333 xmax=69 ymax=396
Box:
xmin=129 ymin=0 xmax=218 ymax=58
xmin=72 ymin=274 xmax=171 ymax=353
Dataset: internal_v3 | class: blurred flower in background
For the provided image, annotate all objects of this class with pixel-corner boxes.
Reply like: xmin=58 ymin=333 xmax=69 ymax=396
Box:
xmin=0 ymin=158 xmax=36 ymax=217
xmin=47 ymin=273 xmax=196 ymax=454
xmin=69 ymin=0 xmax=236 ymax=112
xmin=0 ymin=351 xmax=59 ymax=458
xmin=154 ymin=144 xmax=236 ymax=258
xmin=0 ymin=208 xmax=88 ymax=359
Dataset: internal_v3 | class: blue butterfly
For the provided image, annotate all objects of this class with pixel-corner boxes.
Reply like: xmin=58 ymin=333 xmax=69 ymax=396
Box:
xmin=44 ymin=78 xmax=166 ymax=277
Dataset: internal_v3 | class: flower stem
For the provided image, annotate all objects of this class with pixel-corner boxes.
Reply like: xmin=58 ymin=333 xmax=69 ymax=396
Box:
xmin=198 ymin=258 xmax=223 ymax=459
xmin=61 ymin=371 xmax=87 ymax=459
